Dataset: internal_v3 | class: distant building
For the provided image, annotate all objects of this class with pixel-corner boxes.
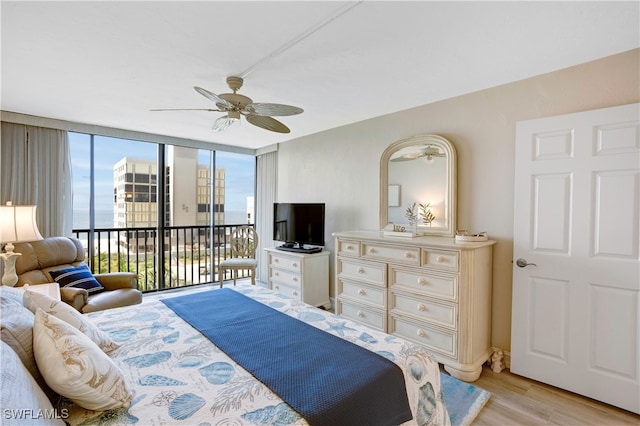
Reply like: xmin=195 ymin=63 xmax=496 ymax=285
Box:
xmin=113 ymin=157 xmax=158 ymax=230
xmin=113 ymin=146 xmax=225 ymax=251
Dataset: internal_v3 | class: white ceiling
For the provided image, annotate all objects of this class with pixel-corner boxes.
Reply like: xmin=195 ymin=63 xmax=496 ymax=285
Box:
xmin=2 ymin=1 xmax=638 ymax=150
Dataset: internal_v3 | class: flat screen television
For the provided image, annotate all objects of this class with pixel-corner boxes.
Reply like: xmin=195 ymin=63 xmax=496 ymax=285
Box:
xmin=273 ymin=203 xmax=325 ymax=253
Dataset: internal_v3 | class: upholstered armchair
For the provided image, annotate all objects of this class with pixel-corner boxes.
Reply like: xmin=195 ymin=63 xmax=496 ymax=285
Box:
xmin=11 ymin=236 xmax=142 ymax=313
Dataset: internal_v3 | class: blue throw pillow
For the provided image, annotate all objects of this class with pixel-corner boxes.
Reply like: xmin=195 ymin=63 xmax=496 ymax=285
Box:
xmin=49 ymin=264 xmax=104 ymax=294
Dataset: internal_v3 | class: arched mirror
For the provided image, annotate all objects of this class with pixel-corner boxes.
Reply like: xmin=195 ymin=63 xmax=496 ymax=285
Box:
xmin=380 ymin=134 xmax=457 ymax=237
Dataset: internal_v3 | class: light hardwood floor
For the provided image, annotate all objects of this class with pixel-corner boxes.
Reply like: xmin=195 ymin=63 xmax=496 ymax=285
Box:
xmin=471 ymin=366 xmax=639 ymax=425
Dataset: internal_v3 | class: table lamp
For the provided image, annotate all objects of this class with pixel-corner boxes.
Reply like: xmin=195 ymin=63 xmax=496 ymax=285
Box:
xmin=0 ymin=202 xmax=43 ymax=286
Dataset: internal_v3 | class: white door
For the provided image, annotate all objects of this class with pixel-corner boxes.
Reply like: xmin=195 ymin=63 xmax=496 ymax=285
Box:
xmin=511 ymin=103 xmax=640 ymax=414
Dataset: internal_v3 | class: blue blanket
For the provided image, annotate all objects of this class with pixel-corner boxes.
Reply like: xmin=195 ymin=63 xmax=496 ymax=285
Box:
xmin=162 ymin=288 xmax=412 ymax=426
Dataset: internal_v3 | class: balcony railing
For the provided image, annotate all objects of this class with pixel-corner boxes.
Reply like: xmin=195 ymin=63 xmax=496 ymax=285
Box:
xmin=72 ymin=224 xmax=254 ymax=293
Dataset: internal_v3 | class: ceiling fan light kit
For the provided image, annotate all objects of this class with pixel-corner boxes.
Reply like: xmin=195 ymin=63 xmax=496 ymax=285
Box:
xmin=212 ymin=115 xmax=239 ymax=132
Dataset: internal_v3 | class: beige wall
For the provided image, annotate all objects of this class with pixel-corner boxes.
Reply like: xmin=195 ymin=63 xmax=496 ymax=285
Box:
xmin=276 ymin=48 xmax=639 ymax=353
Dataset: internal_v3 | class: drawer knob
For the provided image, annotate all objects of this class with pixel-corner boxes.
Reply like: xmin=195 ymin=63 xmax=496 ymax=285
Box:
xmin=274 ymin=286 xmax=279 ymax=290
xmin=418 ymin=277 xmax=427 ymax=286
xmin=274 ymin=272 xmax=279 ymax=277
xmin=293 ymin=291 xmax=298 ymax=296
xmin=437 ymin=255 xmax=446 ymax=263
xmin=417 ymin=329 xmax=427 ymax=338
xmin=292 ymin=277 xmax=298 ymax=282
xmin=357 ymin=267 xmax=365 ymax=274
xmin=274 ymin=258 xmax=279 ymax=263
xmin=346 ymin=245 xmax=354 ymax=250
xmin=417 ymin=303 xmax=427 ymax=312
xmin=292 ymin=263 xmax=298 ymax=267
xmin=358 ymin=288 xmax=366 ymax=296
xmin=357 ymin=310 xmax=365 ymax=318
xmin=368 ymin=248 xmax=376 ymax=254
xmin=404 ymin=252 xmax=412 ymax=258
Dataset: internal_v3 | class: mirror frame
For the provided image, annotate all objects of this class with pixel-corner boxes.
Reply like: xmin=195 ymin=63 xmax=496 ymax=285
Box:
xmin=380 ymin=134 xmax=457 ymax=237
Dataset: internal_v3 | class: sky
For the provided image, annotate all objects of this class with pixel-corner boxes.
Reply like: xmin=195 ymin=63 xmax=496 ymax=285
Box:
xmin=69 ymin=132 xmax=255 ymax=215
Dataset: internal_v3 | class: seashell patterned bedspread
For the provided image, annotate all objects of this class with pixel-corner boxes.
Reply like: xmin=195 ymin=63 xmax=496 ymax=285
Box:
xmin=64 ymin=284 xmax=451 ymax=426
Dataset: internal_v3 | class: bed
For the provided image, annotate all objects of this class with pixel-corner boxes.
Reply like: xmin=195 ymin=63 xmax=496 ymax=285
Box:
xmin=1 ymin=283 xmax=450 ymax=426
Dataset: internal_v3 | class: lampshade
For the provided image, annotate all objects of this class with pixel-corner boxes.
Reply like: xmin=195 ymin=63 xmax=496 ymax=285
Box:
xmin=0 ymin=203 xmax=43 ymax=244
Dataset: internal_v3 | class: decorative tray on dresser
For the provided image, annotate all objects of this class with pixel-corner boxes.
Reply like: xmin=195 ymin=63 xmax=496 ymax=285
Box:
xmin=332 ymin=230 xmax=496 ymax=382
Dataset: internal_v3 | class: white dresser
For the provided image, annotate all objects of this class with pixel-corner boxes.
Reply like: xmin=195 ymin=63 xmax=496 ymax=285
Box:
xmin=265 ymin=248 xmax=331 ymax=308
xmin=333 ymin=230 xmax=495 ymax=381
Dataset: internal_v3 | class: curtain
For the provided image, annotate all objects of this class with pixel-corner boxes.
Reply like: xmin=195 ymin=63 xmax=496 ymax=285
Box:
xmin=0 ymin=122 xmax=72 ymax=237
xmin=255 ymin=150 xmax=277 ymax=283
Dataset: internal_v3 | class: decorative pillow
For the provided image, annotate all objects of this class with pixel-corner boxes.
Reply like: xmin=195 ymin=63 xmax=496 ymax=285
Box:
xmin=0 ymin=285 xmax=25 ymax=304
xmin=23 ymin=290 xmax=120 ymax=353
xmin=49 ymin=264 xmax=104 ymax=294
xmin=0 ymin=294 xmax=58 ymax=402
xmin=33 ymin=309 xmax=133 ymax=411
xmin=1 ymin=340 xmax=66 ymax=426
xmin=0 ymin=296 xmax=36 ymax=376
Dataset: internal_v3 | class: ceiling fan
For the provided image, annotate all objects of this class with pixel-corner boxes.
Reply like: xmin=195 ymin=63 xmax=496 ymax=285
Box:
xmin=152 ymin=76 xmax=303 ymax=133
xmin=391 ymin=145 xmax=446 ymax=162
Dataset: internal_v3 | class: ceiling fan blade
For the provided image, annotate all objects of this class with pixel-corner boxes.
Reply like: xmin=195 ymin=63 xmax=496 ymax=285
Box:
xmin=150 ymin=108 xmax=220 ymax=112
xmin=212 ymin=115 xmax=237 ymax=132
xmin=194 ymin=86 xmax=233 ymax=110
xmin=398 ymin=152 xmax=425 ymax=161
xmin=390 ymin=156 xmax=419 ymax=162
xmin=245 ymin=103 xmax=304 ymax=117
xmin=245 ymin=114 xmax=291 ymax=133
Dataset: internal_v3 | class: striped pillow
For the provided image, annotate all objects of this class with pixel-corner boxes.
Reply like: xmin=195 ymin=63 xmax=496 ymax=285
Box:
xmin=49 ymin=264 xmax=104 ymax=294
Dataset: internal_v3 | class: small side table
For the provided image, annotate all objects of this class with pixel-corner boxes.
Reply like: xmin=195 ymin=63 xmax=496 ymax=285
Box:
xmin=21 ymin=283 xmax=61 ymax=301
xmin=265 ymin=248 xmax=330 ymax=308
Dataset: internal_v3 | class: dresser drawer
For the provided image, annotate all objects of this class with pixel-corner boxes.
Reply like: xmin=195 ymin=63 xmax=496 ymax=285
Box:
xmin=270 ymin=268 xmax=301 ymax=289
xmin=389 ymin=315 xmax=457 ymax=358
xmin=272 ymin=283 xmax=302 ymax=300
xmin=389 ymin=291 xmax=457 ymax=329
xmin=338 ymin=279 xmax=386 ymax=309
xmin=362 ymin=242 xmax=421 ymax=266
xmin=422 ymin=249 xmax=459 ymax=272
xmin=336 ymin=239 xmax=361 ymax=257
xmin=269 ymin=254 xmax=302 ymax=273
xmin=338 ymin=300 xmax=386 ymax=331
xmin=338 ymin=258 xmax=386 ymax=287
xmin=389 ymin=266 xmax=458 ymax=301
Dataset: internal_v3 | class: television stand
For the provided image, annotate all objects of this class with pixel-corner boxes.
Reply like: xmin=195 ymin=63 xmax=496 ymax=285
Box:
xmin=276 ymin=244 xmax=323 ymax=254
xmin=265 ymin=248 xmax=331 ymax=308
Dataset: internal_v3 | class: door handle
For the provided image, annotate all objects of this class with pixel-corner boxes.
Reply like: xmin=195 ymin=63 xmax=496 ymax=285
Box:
xmin=516 ymin=258 xmax=537 ymax=268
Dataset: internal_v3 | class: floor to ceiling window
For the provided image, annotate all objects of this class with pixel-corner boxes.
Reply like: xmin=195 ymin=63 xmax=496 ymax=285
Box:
xmin=69 ymin=132 xmax=256 ymax=292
